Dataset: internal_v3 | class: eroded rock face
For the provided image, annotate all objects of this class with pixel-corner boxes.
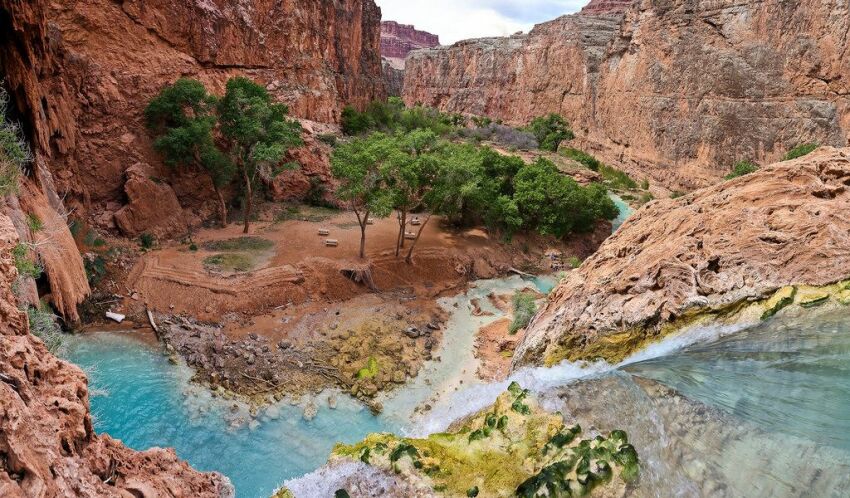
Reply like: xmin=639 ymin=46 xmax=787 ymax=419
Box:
xmin=1 ymin=0 xmax=384 ymax=233
xmin=514 ymin=147 xmax=850 ymax=367
xmin=580 ymin=0 xmax=634 ymax=14
xmin=0 ymin=214 xmax=233 ymax=497
xmin=404 ymin=0 xmax=850 ymax=190
xmin=381 ymin=21 xmax=440 ymax=68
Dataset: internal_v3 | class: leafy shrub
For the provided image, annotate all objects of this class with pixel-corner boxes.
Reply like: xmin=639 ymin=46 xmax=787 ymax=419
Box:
xmin=84 ymin=255 xmax=107 ymax=286
xmin=458 ymin=123 xmax=538 ymax=150
xmin=640 ymin=179 xmax=650 ymax=190
xmin=0 ymin=87 xmax=31 ymax=196
xmin=527 ymin=114 xmax=574 ymax=152
xmin=13 ymin=244 xmax=41 ymax=279
xmin=341 ymin=97 xmax=455 ymax=136
xmin=725 ymin=160 xmax=759 ymax=179
xmin=561 ymin=148 xmax=601 ymax=171
xmin=189 ymin=243 xmax=199 ymax=252
xmin=139 ymin=233 xmax=156 ymax=249
xmin=27 ymin=304 xmax=65 ymax=354
xmin=317 ymin=134 xmax=338 ymax=147
xmin=782 ymin=143 xmax=818 ymax=161
xmin=509 ymin=291 xmax=538 ymax=334
xmin=471 ymin=116 xmax=493 ymax=128
xmin=26 ymin=214 xmax=43 ymax=232
xmin=567 ymin=256 xmax=582 ymax=269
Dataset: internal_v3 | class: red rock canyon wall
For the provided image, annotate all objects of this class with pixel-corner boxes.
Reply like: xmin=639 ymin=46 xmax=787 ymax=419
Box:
xmin=404 ymin=0 xmax=850 ymax=190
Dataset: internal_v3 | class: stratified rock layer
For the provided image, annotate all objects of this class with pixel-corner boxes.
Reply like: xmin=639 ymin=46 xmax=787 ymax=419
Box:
xmin=0 ymin=214 xmax=233 ymax=497
xmin=404 ymin=0 xmax=850 ymax=190
xmin=514 ymin=147 xmax=850 ymax=367
xmin=381 ymin=21 xmax=440 ymax=67
xmin=1 ymin=0 xmax=384 ymax=232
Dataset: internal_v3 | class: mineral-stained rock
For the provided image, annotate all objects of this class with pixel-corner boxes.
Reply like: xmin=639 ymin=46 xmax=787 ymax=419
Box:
xmin=404 ymin=0 xmax=850 ymax=191
xmin=1 ymin=0 xmax=384 ymax=231
xmin=514 ymin=147 xmax=850 ymax=367
xmin=0 ymin=213 xmax=233 ymax=497
xmin=327 ymin=383 xmax=637 ymax=497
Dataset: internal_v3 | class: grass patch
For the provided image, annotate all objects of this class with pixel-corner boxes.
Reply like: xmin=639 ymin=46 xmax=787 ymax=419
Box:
xmin=561 ymin=147 xmax=601 ymax=171
xmin=599 ymin=164 xmax=638 ymax=190
xmin=202 ymin=236 xmax=274 ymax=252
xmin=725 ymin=160 xmax=759 ymax=180
xmin=13 ymin=243 xmax=41 ymax=279
xmin=782 ymin=143 xmax=818 ymax=161
xmin=275 ymin=205 xmax=339 ymax=223
xmin=28 ymin=304 xmax=64 ymax=355
xmin=509 ymin=291 xmax=538 ymax=334
xmin=203 ymin=253 xmax=256 ymax=272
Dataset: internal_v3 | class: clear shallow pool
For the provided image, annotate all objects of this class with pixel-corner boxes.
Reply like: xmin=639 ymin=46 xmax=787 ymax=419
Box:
xmin=66 ymin=276 xmax=551 ymax=498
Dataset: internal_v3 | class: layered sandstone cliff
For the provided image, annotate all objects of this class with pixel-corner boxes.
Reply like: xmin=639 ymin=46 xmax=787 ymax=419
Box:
xmin=514 ymin=147 xmax=850 ymax=368
xmin=0 ymin=214 xmax=233 ymax=497
xmin=381 ymin=21 xmax=440 ymax=68
xmin=404 ymin=0 xmax=850 ymax=190
xmin=2 ymin=0 xmax=384 ymax=237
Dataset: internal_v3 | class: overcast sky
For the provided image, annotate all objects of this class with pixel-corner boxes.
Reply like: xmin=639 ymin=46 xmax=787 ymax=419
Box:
xmin=376 ymin=0 xmax=588 ymax=45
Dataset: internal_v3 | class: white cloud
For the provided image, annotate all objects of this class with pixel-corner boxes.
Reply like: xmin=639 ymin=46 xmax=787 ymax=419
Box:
xmin=376 ymin=0 xmax=587 ymax=45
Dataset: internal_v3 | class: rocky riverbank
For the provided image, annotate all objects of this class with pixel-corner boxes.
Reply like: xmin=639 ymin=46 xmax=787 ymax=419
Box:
xmin=515 ymin=147 xmax=850 ymax=368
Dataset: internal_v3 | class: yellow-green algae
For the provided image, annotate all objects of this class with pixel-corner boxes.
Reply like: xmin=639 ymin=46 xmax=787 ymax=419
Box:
xmin=331 ymin=383 xmax=638 ymax=497
xmin=543 ymin=279 xmax=850 ymax=367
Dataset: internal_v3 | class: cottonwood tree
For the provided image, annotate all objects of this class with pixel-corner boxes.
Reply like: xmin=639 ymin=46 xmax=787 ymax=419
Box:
xmin=218 ymin=77 xmax=303 ymax=233
xmin=527 ymin=114 xmax=574 ymax=152
xmin=145 ymin=78 xmax=235 ymax=227
xmin=331 ymin=133 xmax=395 ymax=259
xmin=385 ymin=130 xmax=439 ymax=257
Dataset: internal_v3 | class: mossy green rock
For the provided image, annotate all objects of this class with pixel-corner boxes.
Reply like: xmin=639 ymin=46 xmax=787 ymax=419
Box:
xmin=332 ymin=383 xmax=637 ymax=497
xmin=761 ymin=286 xmax=797 ymax=320
xmin=798 ymin=290 xmax=830 ymax=308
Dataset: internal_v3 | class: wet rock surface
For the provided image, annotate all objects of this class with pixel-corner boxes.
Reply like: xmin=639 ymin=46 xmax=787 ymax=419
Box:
xmin=516 ymin=148 xmax=850 ymax=367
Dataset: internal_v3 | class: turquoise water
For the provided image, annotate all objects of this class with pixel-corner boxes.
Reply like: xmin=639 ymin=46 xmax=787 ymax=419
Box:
xmin=65 ymin=276 xmax=552 ymax=498
xmin=608 ymin=193 xmax=633 ymax=231
xmin=625 ymin=309 xmax=850 ymax=452
xmin=67 ymin=333 xmax=393 ymax=497
xmin=66 ymin=280 xmax=850 ymax=497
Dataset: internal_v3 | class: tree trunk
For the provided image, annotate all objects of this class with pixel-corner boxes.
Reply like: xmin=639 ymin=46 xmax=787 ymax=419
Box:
xmin=405 ymin=214 xmax=431 ymax=264
xmin=242 ymin=170 xmax=252 ymax=234
xmin=354 ymin=207 xmax=369 ymax=260
xmin=215 ymin=188 xmax=228 ymax=228
xmin=395 ymin=210 xmax=407 ymax=257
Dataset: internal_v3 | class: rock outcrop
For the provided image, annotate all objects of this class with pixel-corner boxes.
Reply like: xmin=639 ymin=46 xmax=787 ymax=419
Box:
xmin=0 ymin=213 xmax=233 ymax=497
xmin=514 ymin=147 xmax=850 ymax=367
xmin=381 ymin=21 xmax=440 ymax=68
xmin=1 ymin=0 xmax=384 ymax=235
xmin=404 ymin=0 xmax=850 ymax=190
xmin=580 ymin=0 xmax=634 ymax=14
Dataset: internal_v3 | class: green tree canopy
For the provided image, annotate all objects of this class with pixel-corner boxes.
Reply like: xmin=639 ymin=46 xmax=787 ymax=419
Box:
xmin=145 ymin=78 xmax=235 ymax=226
xmin=331 ymin=132 xmax=396 ymax=258
xmin=527 ymin=114 xmax=575 ymax=152
xmin=217 ymin=77 xmax=303 ymax=233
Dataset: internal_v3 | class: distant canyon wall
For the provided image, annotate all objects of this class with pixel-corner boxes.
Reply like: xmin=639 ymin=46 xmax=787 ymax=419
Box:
xmin=381 ymin=21 xmax=440 ymax=63
xmin=2 ymin=0 xmax=385 ymax=235
xmin=404 ymin=0 xmax=850 ymax=190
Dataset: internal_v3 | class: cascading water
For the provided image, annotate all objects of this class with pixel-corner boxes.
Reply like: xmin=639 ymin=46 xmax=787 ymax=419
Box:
xmin=66 ymin=263 xmax=850 ymax=497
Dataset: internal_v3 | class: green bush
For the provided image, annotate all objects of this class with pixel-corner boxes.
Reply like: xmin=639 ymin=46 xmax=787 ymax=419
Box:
xmin=28 ymin=304 xmax=64 ymax=354
xmin=26 ymin=214 xmax=43 ymax=232
xmin=0 ymin=87 xmax=31 ymax=196
xmin=561 ymin=148 xmax=601 ymax=171
xmin=509 ymin=291 xmax=538 ymax=334
xmin=640 ymin=179 xmax=650 ymax=190
xmin=567 ymin=256 xmax=582 ymax=269
xmin=84 ymin=255 xmax=107 ymax=286
xmin=139 ymin=233 xmax=156 ymax=249
xmin=527 ymin=114 xmax=574 ymax=152
xmin=341 ymin=98 xmax=455 ymax=137
xmin=13 ymin=244 xmax=41 ymax=279
xmin=317 ymin=133 xmax=338 ymax=147
xmin=725 ymin=160 xmax=759 ymax=179
xmin=782 ymin=143 xmax=818 ymax=161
